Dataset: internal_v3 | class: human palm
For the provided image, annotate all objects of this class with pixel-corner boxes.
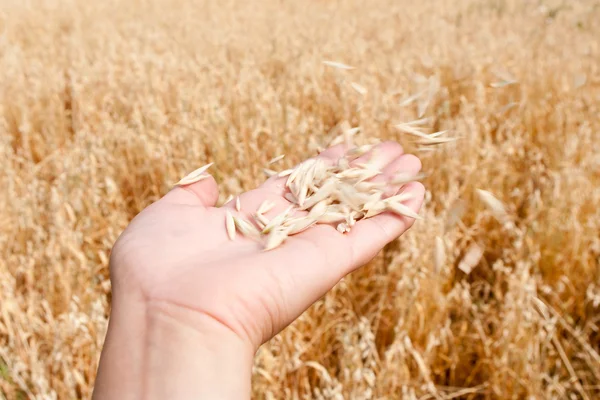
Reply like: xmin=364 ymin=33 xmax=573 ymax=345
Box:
xmin=109 ymin=142 xmax=424 ymax=349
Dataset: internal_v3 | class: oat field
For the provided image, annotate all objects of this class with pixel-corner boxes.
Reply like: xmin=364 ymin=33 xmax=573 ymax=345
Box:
xmin=1 ymin=0 xmax=599 ymax=398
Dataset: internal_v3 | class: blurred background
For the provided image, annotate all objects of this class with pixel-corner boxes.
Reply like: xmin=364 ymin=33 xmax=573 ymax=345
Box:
xmin=1 ymin=0 xmax=599 ymax=398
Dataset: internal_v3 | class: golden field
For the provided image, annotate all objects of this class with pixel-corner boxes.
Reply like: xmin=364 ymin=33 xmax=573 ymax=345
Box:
xmin=1 ymin=0 xmax=599 ymax=398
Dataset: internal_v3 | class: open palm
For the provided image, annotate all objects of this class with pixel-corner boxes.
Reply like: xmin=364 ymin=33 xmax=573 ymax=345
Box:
xmin=109 ymin=142 xmax=424 ymax=348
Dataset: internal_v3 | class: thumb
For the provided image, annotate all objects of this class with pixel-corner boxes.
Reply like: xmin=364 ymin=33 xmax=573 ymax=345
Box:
xmin=163 ymin=170 xmax=220 ymax=207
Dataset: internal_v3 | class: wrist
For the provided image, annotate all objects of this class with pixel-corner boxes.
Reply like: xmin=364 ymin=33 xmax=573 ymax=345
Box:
xmin=94 ymin=292 xmax=254 ymax=399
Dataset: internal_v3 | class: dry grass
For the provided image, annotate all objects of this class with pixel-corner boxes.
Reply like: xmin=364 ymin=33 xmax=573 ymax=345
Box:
xmin=1 ymin=0 xmax=599 ymax=398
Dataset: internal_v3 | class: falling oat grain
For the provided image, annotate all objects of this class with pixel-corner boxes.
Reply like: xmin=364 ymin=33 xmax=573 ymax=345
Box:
xmin=225 ymin=211 xmax=236 ymax=241
xmin=323 ymin=60 xmax=355 ymax=70
xmin=175 ymin=163 xmax=213 ymax=186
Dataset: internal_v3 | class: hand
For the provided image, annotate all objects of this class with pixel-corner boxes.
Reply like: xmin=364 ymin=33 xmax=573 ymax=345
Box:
xmin=93 ymin=142 xmax=424 ymax=399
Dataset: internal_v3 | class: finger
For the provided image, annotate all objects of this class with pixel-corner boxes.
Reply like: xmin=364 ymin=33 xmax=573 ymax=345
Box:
xmin=162 ymin=175 xmax=220 ymax=207
xmin=377 ymin=153 xmax=423 ymax=197
xmin=381 ymin=153 xmax=422 ymax=180
xmin=259 ymin=144 xmax=348 ymax=195
xmin=350 ymin=141 xmax=404 ymax=170
xmin=289 ymin=150 xmax=423 ymax=271
xmin=316 ymin=143 xmax=349 ymax=161
xmin=347 ymin=181 xmax=425 ymax=267
xmin=269 ymin=149 xmax=424 ymax=294
xmin=346 ymin=153 xmax=423 ymax=262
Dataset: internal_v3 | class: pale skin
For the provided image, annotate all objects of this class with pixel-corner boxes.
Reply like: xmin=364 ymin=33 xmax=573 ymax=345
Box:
xmin=92 ymin=141 xmax=425 ymax=399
